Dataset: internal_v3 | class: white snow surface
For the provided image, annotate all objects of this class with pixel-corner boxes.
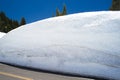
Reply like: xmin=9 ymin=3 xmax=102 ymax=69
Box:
xmin=0 ymin=11 xmax=120 ymax=79
xmin=0 ymin=32 xmax=6 ymax=38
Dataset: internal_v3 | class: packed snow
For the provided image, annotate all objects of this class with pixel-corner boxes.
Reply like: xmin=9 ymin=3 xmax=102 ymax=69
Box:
xmin=0 ymin=11 xmax=120 ymax=80
xmin=0 ymin=32 xmax=6 ymax=38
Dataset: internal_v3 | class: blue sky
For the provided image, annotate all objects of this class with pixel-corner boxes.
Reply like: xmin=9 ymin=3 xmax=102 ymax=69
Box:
xmin=0 ymin=0 xmax=112 ymax=23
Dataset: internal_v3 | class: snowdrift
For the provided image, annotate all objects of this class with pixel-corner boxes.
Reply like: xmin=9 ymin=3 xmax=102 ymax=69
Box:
xmin=0 ymin=32 xmax=6 ymax=38
xmin=0 ymin=11 xmax=120 ymax=79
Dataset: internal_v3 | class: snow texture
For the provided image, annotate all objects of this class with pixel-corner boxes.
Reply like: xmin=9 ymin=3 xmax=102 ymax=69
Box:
xmin=0 ymin=32 xmax=6 ymax=38
xmin=0 ymin=11 xmax=120 ymax=80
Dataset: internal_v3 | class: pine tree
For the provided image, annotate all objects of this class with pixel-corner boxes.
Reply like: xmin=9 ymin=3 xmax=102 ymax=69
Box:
xmin=62 ymin=4 xmax=67 ymax=15
xmin=54 ymin=4 xmax=67 ymax=17
xmin=20 ymin=17 xmax=26 ymax=26
xmin=0 ymin=12 xmax=6 ymax=32
xmin=110 ymin=0 xmax=120 ymax=10
xmin=0 ymin=11 xmax=24 ymax=33
xmin=0 ymin=12 xmax=6 ymax=21
xmin=56 ymin=8 xmax=60 ymax=16
xmin=12 ymin=20 xmax=19 ymax=29
xmin=0 ymin=17 xmax=4 ymax=32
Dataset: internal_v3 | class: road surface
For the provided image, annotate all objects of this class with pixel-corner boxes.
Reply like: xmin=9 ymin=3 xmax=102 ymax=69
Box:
xmin=0 ymin=63 xmax=95 ymax=80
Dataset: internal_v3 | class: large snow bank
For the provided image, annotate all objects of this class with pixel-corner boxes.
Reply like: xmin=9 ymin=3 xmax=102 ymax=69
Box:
xmin=0 ymin=32 xmax=6 ymax=38
xmin=0 ymin=11 xmax=120 ymax=79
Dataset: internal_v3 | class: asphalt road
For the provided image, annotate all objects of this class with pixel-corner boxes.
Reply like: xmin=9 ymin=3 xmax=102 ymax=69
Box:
xmin=0 ymin=63 xmax=95 ymax=80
